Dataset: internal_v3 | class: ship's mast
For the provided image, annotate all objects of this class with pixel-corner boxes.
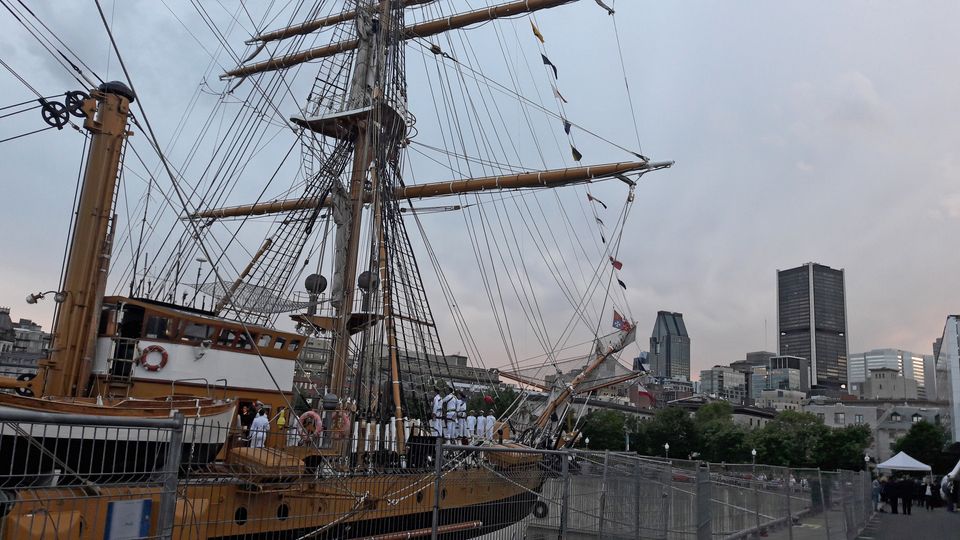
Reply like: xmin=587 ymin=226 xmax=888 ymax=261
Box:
xmin=39 ymin=83 xmax=135 ymax=398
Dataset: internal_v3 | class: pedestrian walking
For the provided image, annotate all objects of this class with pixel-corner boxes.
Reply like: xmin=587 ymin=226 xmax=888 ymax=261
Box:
xmin=923 ymin=480 xmax=934 ymax=510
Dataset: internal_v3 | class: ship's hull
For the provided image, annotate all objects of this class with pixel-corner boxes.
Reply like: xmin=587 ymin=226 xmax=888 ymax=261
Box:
xmin=209 ymin=489 xmax=539 ymax=540
xmin=0 ymin=395 xmax=235 ymax=486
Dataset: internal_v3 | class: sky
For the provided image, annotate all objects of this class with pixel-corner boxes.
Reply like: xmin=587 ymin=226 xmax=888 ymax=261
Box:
xmin=1 ymin=1 xmax=959 ymax=380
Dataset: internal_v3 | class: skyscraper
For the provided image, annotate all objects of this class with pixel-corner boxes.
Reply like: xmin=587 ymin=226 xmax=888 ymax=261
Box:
xmin=777 ymin=263 xmax=848 ymax=393
xmin=649 ymin=311 xmax=690 ymax=381
xmin=847 ymin=348 xmax=931 ymax=399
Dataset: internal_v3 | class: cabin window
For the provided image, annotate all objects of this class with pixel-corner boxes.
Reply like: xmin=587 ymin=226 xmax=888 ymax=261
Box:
xmin=235 ymin=332 xmax=254 ymax=350
xmin=144 ymin=316 xmax=173 ymax=339
xmin=181 ymin=322 xmax=213 ymax=341
xmin=217 ymin=328 xmax=237 ymax=347
xmin=258 ymin=334 xmax=272 ymax=348
xmin=273 ymin=336 xmax=287 ymax=350
xmin=287 ymin=339 xmax=301 ymax=352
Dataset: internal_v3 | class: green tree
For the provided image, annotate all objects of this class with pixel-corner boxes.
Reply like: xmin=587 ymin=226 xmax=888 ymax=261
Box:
xmin=634 ymin=407 xmax=699 ymax=459
xmin=466 ymin=386 xmax=519 ymax=417
xmin=815 ymin=424 xmax=873 ymax=471
xmin=579 ymin=409 xmax=630 ymax=451
xmin=695 ymin=401 xmax=735 ymax=426
xmin=893 ymin=421 xmax=948 ymax=467
xmin=748 ymin=410 xmax=828 ymax=467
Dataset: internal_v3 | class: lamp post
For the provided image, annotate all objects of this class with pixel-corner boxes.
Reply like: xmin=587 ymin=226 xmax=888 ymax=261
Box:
xmin=584 ymin=437 xmax=590 ymax=450
xmin=751 ymin=448 xmax=757 ymax=470
xmin=663 ymin=442 xmax=670 ymax=459
xmin=864 ymin=454 xmax=870 ymax=472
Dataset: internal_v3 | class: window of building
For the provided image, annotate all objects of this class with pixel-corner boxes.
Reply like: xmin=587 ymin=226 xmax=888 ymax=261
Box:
xmin=912 ymin=414 xmax=922 ymax=424
xmin=854 ymin=414 xmax=864 ymax=424
xmin=816 ymin=413 xmax=825 ymax=422
xmin=834 ymin=412 xmax=845 ymax=424
xmin=891 ymin=412 xmax=901 ymax=423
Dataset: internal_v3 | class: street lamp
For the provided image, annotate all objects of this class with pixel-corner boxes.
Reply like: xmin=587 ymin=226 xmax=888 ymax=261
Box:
xmin=25 ymin=290 xmax=66 ymax=304
xmin=751 ymin=448 xmax=757 ymax=468
xmin=864 ymin=454 xmax=870 ymax=472
xmin=664 ymin=442 xmax=670 ymax=459
xmin=584 ymin=437 xmax=590 ymax=449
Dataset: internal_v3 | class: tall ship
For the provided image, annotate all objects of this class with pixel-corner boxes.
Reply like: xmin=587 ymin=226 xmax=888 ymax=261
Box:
xmin=0 ymin=0 xmax=670 ymax=537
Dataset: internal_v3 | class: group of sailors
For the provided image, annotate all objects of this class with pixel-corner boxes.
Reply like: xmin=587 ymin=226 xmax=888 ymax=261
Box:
xmin=431 ymin=388 xmax=498 ymax=441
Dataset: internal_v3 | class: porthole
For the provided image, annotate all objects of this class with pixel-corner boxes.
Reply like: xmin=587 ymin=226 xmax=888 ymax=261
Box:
xmin=277 ymin=503 xmax=289 ymax=521
xmin=234 ymin=507 xmax=248 ymax=526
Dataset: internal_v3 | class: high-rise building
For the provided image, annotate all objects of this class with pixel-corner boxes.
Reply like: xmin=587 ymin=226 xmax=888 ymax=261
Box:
xmin=847 ymin=348 xmax=930 ymax=398
xmin=777 ymin=263 xmax=848 ymax=393
xmin=699 ymin=365 xmax=747 ymax=404
xmin=937 ymin=316 xmax=960 ymax=441
xmin=923 ymin=354 xmax=936 ymax=400
xmin=768 ymin=355 xmax=811 ymax=391
xmin=649 ymin=311 xmax=690 ymax=381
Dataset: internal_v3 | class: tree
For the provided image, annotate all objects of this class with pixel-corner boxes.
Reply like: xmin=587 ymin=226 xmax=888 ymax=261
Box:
xmin=579 ymin=409 xmax=630 ymax=451
xmin=893 ymin=421 xmax=948 ymax=467
xmin=748 ymin=410 xmax=828 ymax=467
xmin=634 ymin=407 xmax=699 ymax=459
xmin=815 ymin=424 xmax=873 ymax=471
xmin=466 ymin=385 xmax=519 ymax=417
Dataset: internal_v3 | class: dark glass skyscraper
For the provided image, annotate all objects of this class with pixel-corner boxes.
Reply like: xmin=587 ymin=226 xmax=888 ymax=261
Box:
xmin=777 ymin=263 xmax=848 ymax=392
xmin=649 ymin=311 xmax=691 ymax=380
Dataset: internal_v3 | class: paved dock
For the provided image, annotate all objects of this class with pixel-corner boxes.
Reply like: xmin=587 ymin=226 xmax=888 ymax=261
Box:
xmin=856 ymin=508 xmax=960 ymax=539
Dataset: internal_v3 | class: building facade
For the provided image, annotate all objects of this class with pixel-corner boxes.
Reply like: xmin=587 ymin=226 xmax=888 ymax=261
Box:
xmin=699 ymin=366 xmax=748 ymax=404
xmin=777 ymin=263 xmax=848 ymax=393
xmin=649 ymin=311 xmax=690 ymax=381
xmin=936 ymin=315 xmax=960 ymax=441
xmin=848 ymin=348 xmax=929 ymax=398
xmin=757 ymin=389 xmax=806 ymax=412
xmin=859 ymin=367 xmax=918 ymax=400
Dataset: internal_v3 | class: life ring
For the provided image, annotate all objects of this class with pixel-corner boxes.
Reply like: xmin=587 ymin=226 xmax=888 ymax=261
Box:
xmin=139 ymin=345 xmax=168 ymax=372
xmin=532 ymin=500 xmax=549 ymax=519
xmin=299 ymin=411 xmax=324 ymax=439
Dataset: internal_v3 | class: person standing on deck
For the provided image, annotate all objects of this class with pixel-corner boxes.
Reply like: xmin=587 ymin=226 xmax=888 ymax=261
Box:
xmin=250 ymin=409 xmax=270 ymax=448
xmin=431 ymin=388 xmax=444 ymax=437
xmin=485 ymin=409 xmax=496 ymax=440
xmin=456 ymin=391 xmax=467 ymax=440
xmin=443 ymin=388 xmax=457 ymax=440
xmin=466 ymin=410 xmax=477 ymax=438
xmin=475 ymin=410 xmax=487 ymax=442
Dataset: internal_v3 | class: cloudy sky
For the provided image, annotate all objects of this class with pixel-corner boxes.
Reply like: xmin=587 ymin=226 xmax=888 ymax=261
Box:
xmin=1 ymin=1 xmax=958 ymax=379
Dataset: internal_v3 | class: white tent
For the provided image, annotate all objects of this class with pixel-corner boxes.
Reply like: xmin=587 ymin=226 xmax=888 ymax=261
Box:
xmin=876 ymin=451 xmax=932 ymax=472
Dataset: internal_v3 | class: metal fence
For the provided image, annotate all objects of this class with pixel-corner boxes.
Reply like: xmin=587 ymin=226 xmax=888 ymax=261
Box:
xmin=0 ymin=409 xmax=874 ymax=539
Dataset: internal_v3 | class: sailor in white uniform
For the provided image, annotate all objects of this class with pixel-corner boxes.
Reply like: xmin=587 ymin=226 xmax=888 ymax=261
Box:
xmin=485 ymin=409 xmax=496 ymax=441
xmin=456 ymin=391 xmax=467 ymax=440
xmin=443 ymin=389 xmax=457 ymax=440
xmin=250 ymin=409 xmax=270 ymax=448
xmin=476 ymin=411 xmax=487 ymax=441
xmin=431 ymin=388 xmax=444 ymax=437
xmin=466 ymin=410 xmax=477 ymax=438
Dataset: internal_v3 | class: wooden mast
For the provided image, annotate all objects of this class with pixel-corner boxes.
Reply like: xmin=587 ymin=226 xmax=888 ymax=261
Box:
xmin=38 ymin=83 xmax=135 ymax=398
xmin=247 ymin=0 xmax=435 ymax=44
xmin=223 ymin=0 xmax=579 ymax=79
xmin=188 ymin=160 xmax=670 ymax=221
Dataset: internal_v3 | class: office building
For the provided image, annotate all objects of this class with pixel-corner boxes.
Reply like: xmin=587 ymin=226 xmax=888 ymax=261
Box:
xmin=768 ymin=355 xmax=811 ymax=391
xmin=859 ymin=367 xmax=918 ymax=400
xmin=649 ymin=311 xmax=690 ymax=380
xmin=700 ymin=366 xmax=748 ymax=404
xmin=848 ymin=348 xmax=929 ymax=399
xmin=936 ymin=316 xmax=960 ymax=441
xmin=777 ymin=263 xmax=848 ymax=393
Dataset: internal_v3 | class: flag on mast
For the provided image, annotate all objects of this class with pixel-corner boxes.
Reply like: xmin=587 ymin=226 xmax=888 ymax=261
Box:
xmin=613 ymin=311 xmax=633 ymax=332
